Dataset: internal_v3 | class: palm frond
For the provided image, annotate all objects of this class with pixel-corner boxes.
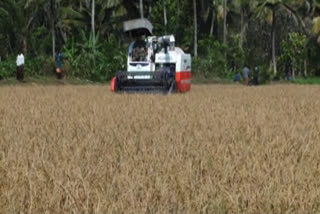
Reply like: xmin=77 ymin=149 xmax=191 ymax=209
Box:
xmin=313 ymin=16 xmax=320 ymax=34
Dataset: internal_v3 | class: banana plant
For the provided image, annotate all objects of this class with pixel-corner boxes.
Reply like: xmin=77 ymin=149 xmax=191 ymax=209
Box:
xmin=311 ymin=0 xmax=320 ymax=41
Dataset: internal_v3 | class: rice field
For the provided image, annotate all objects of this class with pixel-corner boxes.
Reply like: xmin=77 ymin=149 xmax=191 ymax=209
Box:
xmin=1 ymin=84 xmax=320 ymax=213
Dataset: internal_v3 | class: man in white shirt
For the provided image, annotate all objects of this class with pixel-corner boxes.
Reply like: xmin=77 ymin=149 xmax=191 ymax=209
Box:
xmin=16 ymin=53 xmax=25 ymax=81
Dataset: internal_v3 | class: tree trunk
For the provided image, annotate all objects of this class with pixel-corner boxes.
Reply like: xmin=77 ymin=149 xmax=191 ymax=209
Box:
xmin=210 ymin=2 xmax=215 ymax=36
xmin=223 ymin=0 xmax=227 ymax=44
xmin=240 ymin=7 xmax=244 ymax=48
xmin=51 ymin=22 xmax=56 ymax=60
xmin=60 ymin=28 xmax=68 ymax=43
xmin=271 ymin=8 xmax=277 ymax=75
xmin=140 ymin=0 xmax=144 ymax=18
xmin=22 ymin=37 xmax=27 ymax=55
xmin=292 ymin=66 xmax=295 ymax=80
xmin=91 ymin=0 xmax=95 ymax=51
xmin=304 ymin=59 xmax=307 ymax=76
xmin=50 ymin=0 xmax=56 ymax=60
xmin=193 ymin=0 xmax=198 ymax=57
xmin=7 ymin=35 xmax=13 ymax=55
xmin=240 ymin=7 xmax=249 ymax=49
xmin=91 ymin=0 xmax=96 ymax=69
xmin=176 ymin=0 xmax=180 ymax=35
xmin=163 ymin=0 xmax=167 ymax=34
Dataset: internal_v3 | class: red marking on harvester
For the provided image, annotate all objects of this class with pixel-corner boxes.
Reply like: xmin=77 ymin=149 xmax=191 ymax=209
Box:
xmin=176 ymin=71 xmax=191 ymax=92
xmin=111 ymin=77 xmax=116 ymax=92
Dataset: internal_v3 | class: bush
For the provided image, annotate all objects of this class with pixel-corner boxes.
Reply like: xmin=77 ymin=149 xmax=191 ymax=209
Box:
xmin=193 ymin=37 xmax=227 ymax=78
xmin=25 ymin=56 xmax=54 ymax=77
xmin=0 ymin=55 xmax=56 ymax=80
xmin=63 ymin=32 xmax=127 ymax=81
xmin=42 ymin=57 xmax=56 ymax=76
xmin=292 ymin=77 xmax=320 ymax=84
xmin=0 ymin=57 xmax=16 ymax=79
xmin=258 ymin=65 xmax=273 ymax=84
xmin=227 ymin=34 xmax=245 ymax=70
xmin=62 ymin=60 xmax=72 ymax=77
xmin=279 ymin=32 xmax=307 ymax=78
xmin=193 ymin=35 xmax=245 ymax=80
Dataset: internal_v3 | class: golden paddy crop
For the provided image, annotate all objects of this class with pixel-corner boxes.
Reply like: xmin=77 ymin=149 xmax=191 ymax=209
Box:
xmin=1 ymin=84 xmax=320 ymax=213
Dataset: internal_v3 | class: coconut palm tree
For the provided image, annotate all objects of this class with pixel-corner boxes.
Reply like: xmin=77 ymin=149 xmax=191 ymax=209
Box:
xmin=255 ymin=0 xmax=305 ymax=75
xmin=208 ymin=0 xmax=228 ymax=42
xmin=57 ymin=0 xmax=123 ymax=38
xmin=140 ymin=0 xmax=144 ymax=18
xmin=0 ymin=0 xmax=36 ymax=54
xmin=193 ymin=0 xmax=198 ymax=57
xmin=25 ymin=0 xmax=59 ymax=59
xmin=223 ymin=0 xmax=227 ymax=44
xmin=231 ymin=0 xmax=257 ymax=48
xmin=163 ymin=0 xmax=167 ymax=33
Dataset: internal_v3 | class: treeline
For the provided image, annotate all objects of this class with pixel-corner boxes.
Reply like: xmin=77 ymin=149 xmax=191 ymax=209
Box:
xmin=1 ymin=0 xmax=320 ymax=82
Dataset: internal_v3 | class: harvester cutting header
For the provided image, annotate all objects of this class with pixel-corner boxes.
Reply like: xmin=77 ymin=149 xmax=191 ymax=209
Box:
xmin=111 ymin=18 xmax=191 ymax=93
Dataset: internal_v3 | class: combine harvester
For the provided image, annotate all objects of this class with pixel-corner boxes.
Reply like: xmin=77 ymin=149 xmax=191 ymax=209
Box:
xmin=111 ymin=19 xmax=191 ymax=94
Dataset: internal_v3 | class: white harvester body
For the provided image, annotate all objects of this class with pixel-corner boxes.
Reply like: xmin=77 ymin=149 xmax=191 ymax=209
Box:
xmin=111 ymin=19 xmax=191 ymax=93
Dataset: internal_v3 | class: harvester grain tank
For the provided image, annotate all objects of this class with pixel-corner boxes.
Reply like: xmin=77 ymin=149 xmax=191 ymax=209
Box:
xmin=111 ymin=19 xmax=191 ymax=93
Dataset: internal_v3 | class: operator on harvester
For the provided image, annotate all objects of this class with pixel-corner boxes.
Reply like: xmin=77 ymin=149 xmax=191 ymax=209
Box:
xmin=134 ymin=45 xmax=146 ymax=61
xmin=130 ymin=35 xmax=147 ymax=62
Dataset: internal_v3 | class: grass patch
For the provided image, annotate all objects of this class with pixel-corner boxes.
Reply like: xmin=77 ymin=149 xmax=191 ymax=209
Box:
xmin=192 ymin=75 xmax=234 ymax=84
xmin=0 ymin=76 xmax=102 ymax=86
xmin=292 ymin=77 xmax=320 ymax=85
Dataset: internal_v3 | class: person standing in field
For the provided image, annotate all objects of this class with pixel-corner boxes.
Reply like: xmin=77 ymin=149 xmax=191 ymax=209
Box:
xmin=234 ymin=71 xmax=241 ymax=83
xmin=284 ymin=62 xmax=291 ymax=81
xmin=242 ymin=65 xmax=250 ymax=85
xmin=16 ymin=52 xmax=25 ymax=81
xmin=252 ymin=66 xmax=259 ymax=85
xmin=55 ymin=51 xmax=63 ymax=79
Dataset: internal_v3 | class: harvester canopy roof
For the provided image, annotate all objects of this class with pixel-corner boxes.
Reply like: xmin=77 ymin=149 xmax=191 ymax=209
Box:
xmin=123 ymin=18 xmax=153 ymax=37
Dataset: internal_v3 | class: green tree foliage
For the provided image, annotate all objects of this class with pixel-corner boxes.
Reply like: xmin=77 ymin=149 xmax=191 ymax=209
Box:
xmin=62 ymin=31 xmax=126 ymax=81
xmin=0 ymin=0 xmax=35 ymax=54
xmin=0 ymin=0 xmax=320 ymax=81
xmin=194 ymin=36 xmax=227 ymax=78
xmin=279 ymin=32 xmax=306 ymax=79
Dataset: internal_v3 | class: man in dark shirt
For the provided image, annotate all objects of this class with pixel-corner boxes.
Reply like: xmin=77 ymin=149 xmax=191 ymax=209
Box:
xmin=55 ymin=51 xmax=63 ymax=79
xmin=234 ymin=72 xmax=241 ymax=83
xmin=252 ymin=66 xmax=259 ymax=85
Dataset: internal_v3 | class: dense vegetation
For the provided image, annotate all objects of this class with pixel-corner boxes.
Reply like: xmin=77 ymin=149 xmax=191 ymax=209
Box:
xmin=1 ymin=0 xmax=320 ymax=82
